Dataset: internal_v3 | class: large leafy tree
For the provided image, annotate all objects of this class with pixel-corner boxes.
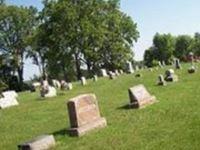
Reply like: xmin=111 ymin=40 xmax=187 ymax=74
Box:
xmin=0 ymin=4 xmax=37 ymax=90
xmin=153 ymin=33 xmax=175 ymax=63
xmin=174 ymin=35 xmax=193 ymax=60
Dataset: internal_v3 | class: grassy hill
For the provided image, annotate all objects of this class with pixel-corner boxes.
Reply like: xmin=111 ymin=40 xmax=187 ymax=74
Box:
xmin=0 ymin=63 xmax=200 ymax=150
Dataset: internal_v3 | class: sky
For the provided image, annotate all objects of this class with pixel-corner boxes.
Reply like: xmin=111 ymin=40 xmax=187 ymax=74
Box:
xmin=7 ymin=0 xmax=200 ymax=80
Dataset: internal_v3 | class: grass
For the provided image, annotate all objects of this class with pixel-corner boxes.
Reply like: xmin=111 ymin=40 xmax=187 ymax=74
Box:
xmin=0 ymin=63 xmax=200 ymax=150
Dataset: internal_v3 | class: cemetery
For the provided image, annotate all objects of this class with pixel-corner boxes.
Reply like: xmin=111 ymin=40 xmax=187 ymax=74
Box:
xmin=1 ymin=63 xmax=200 ymax=149
xmin=1 ymin=0 xmax=200 ymax=150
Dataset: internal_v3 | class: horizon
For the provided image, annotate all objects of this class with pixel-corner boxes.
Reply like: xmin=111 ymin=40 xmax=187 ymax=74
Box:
xmin=7 ymin=0 xmax=200 ymax=80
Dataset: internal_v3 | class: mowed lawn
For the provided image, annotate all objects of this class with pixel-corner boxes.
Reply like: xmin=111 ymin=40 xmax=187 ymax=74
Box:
xmin=0 ymin=63 xmax=200 ymax=150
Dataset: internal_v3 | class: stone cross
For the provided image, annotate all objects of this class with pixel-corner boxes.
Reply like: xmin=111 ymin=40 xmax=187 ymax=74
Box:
xmin=67 ymin=94 xmax=107 ymax=136
xmin=128 ymin=84 xmax=156 ymax=108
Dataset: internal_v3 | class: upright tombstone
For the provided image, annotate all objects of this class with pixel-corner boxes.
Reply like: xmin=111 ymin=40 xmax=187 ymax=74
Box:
xmin=18 ymin=135 xmax=56 ymax=150
xmin=40 ymin=80 xmax=57 ymax=98
xmin=162 ymin=61 xmax=166 ymax=66
xmin=52 ymin=79 xmax=61 ymax=89
xmin=101 ymin=69 xmax=108 ymax=77
xmin=119 ymin=69 xmax=124 ymax=74
xmin=67 ymin=94 xmax=107 ymax=136
xmin=188 ymin=66 xmax=196 ymax=74
xmin=108 ymin=71 xmax=116 ymax=80
xmin=93 ymin=75 xmax=98 ymax=82
xmin=164 ymin=69 xmax=178 ymax=82
xmin=126 ymin=62 xmax=134 ymax=73
xmin=128 ymin=85 xmax=157 ymax=108
xmin=115 ymin=70 xmax=120 ymax=76
xmin=175 ymin=59 xmax=181 ymax=69
xmin=60 ymin=80 xmax=68 ymax=90
xmin=157 ymin=75 xmax=166 ymax=86
xmin=67 ymin=83 xmax=73 ymax=90
xmin=158 ymin=61 xmax=163 ymax=68
xmin=135 ymin=65 xmax=139 ymax=71
xmin=81 ymin=77 xmax=87 ymax=85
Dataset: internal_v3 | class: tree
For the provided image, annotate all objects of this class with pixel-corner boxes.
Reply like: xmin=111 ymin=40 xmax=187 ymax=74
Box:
xmin=174 ymin=35 xmax=192 ymax=60
xmin=190 ymin=33 xmax=200 ymax=56
xmin=0 ymin=4 xmax=37 ymax=90
xmin=144 ymin=47 xmax=156 ymax=67
xmin=153 ymin=33 xmax=175 ymax=63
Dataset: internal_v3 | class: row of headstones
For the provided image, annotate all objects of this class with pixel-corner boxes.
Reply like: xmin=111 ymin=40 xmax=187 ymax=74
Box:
xmin=0 ymin=91 xmax=19 ymax=109
xmin=18 ymin=84 xmax=155 ymax=150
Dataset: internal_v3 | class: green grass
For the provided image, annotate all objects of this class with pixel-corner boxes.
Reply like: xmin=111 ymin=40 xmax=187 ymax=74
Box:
xmin=1 ymin=63 xmax=200 ymax=150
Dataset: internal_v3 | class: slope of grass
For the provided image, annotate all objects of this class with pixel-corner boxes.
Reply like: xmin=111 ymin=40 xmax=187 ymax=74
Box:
xmin=0 ymin=63 xmax=200 ymax=150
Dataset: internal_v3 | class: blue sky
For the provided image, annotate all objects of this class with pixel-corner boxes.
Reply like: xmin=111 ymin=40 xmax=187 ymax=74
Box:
xmin=7 ymin=0 xmax=200 ymax=80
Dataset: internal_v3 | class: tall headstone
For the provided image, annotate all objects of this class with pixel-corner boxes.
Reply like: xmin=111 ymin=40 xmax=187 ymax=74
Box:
xmin=40 ymin=80 xmax=57 ymax=98
xmin=18 ymin=135 xmax=56 ymax=150
xmin=81 ymin=77 xmax=87 ymax=85
xmin=157 ymin=75 xmax=166 ymax=86
xmin=127 ymin=62 xmax=134 ymax=73
xmin=101 ymin=69 xmax=108 ymax=77
xmin=93 ymin=75 xmax=98 ymax=82
xmin=128 ymin=85 xmax=156 ymax=108
xmin=164 ymin=69 xmax=178 ymax=82
xmin=67 ymin=94 xmax=107 ymax=136
xmin=175 ymin=59 xmax=181 ymax=69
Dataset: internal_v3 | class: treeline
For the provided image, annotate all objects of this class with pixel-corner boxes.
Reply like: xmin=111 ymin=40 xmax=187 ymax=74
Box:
xmin=0 ymin=0 xmax=139 ymax=91
xmin=144 ymin=33 xmax=200 ymax=67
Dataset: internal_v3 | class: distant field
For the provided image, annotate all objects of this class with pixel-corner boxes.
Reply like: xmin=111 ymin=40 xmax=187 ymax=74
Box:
xmin=0 ymin=63 xmax=200 ymax=150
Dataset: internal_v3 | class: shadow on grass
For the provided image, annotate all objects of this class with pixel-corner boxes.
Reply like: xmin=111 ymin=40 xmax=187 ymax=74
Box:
xmin=52 ymin=128 xmax=77 ymax=138
xmin=117 ymin=103 xmax=138 ymax=110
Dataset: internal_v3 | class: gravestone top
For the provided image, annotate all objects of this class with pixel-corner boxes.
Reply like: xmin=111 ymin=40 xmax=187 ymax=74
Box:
xmin=2 ymin=91 xmax=18 ymax=98
xmin=128 ymin=84 xmax=156 ymax=108
xmin=18 ymin=135 xmax=56 ymax=150
xmin=67 ymin=94 xmax=107 ymax=136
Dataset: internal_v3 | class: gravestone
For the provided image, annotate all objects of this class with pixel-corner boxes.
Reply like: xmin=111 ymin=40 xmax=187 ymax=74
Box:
xmin=18 ymin=135 xmax=56 ymax=150
xmin=67 ymin=83 xmax=73 ymax=90
xmin=175 ymin=59 xmax=181 ymax=69
xmin=52 ymin=79 xmax=61 ymax=89
xmin=32 ymin=82 xmax=41 ymax=88
xmin=188 ymin=66 xmax=196 ymax=74
xmin=158 ymin=61 xmax=163 ymax=68
xmin=101 ymin=69 xmax=108 ymax=77
xmin=2 ymin=91 xmax=18 ymax=98
xmin=128 ymin=84 xmax=156 ymax=108
xmin=157 ymin=75 xmax=166 ymax=86
xmin=67 ymin=94 xmax=107 ymax=136
xmin=162 ymin=61 xmax=166 ymax=66
xmin=135 ymin=65 xmax=139 ymax=71
xmin=0 ymin=96 xmax=19 ymax=109
xmin=165 ymin=69 xmax=178 ymax=82
xmin=93 ymin=75 xmax=98 ymax=82
xmin=119 ymin=69 xmax=124 ymax=74
xmin=40 ymin=80 xmax=57 ymax=98
xmin=115 ymin=70 xmax=120 ymax=76
xmin=81 ymin=77 xmax=87 ymax=85
xmin=30 ymin=85 xmax=36 ymax=92
xmin=108 ymin=71 xmax=116 ymax=80
xmin=60 ymin=80 xmax=68 ymax=90
xmin=127 ymin=62 xmax=134 ymax=73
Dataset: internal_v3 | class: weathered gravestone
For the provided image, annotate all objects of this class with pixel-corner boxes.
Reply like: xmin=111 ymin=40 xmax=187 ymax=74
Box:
xmin=165 ymin=69 xmax=178 ymax=82
xmin=108 ymin=71 xmax=116 ymax=80
xmin=52 ymin=79 xmax=61 ymax=89
xmin=158 ymin=61 xmax=163 ymax=68
xmin=67 ymin=83 xmax=73 ymax=90
xmin=115 ymin=70 xmax=120 ymax=76
xmin=40 ymin=80 xmax=57 ymax=98
xmin=18 ymin=135 xmax=56 ymax=150
xmin=60 ymin=80 xmax=68 ymax=90
xmin=101 ymin=69 xmax=108 ymax=77
xmin=67 ymin=94 xmax=107 ymax=136
xmin=119 ymin=69 xmax=124 ymax=74
xmin=157 ymin=75 xmax=166 ymax=86
xmin=175 ymin=59 xmax=181 ymax=69
xmin=93 ymin=75 xmax=98 ymax=82
xmin=0 ymin=91 xmax=19 ymax=109
xmin=188 ymin=66 xmax=196 ymax=74
xmin=128 ymin=85 xmax=157 ymax=108
xmin=126 ymin=62 xmax=134 ymax=73
xmin=81 ymin=77 xmax=87 ymax=85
